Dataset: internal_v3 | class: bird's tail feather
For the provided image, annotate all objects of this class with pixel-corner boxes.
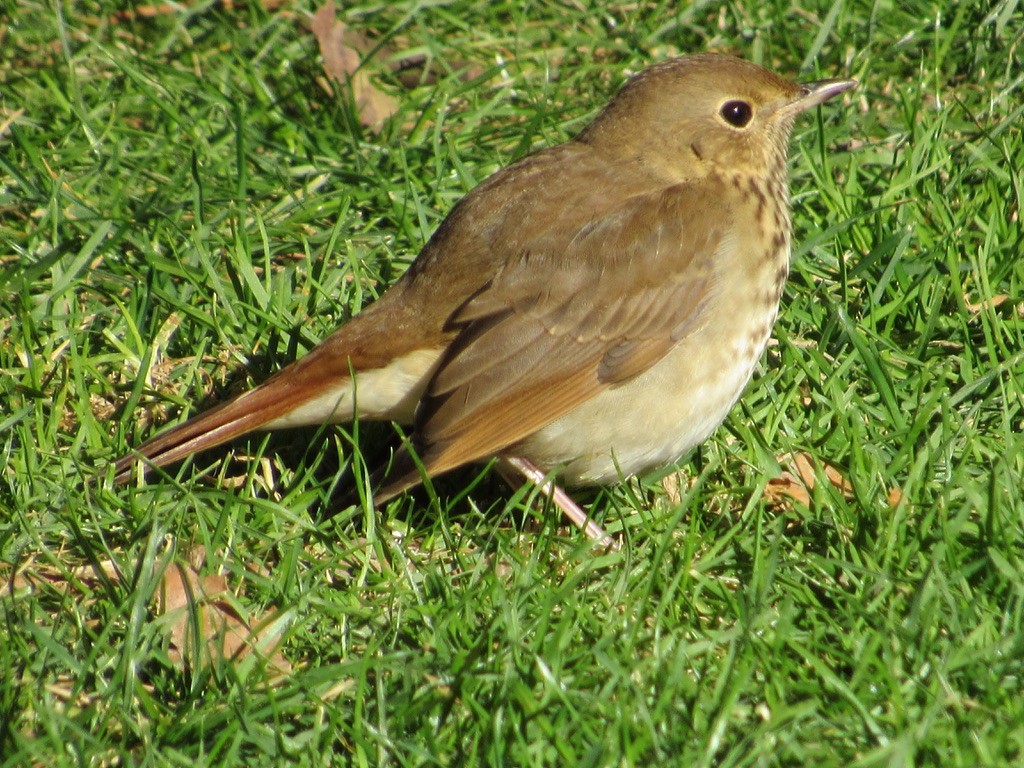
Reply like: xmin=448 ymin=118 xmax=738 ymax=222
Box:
xmin=112 ymin=366 xmax=352 ymax=483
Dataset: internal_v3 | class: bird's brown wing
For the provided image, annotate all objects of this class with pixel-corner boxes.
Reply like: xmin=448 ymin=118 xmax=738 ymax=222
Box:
xmin=378 ymin=175 xmax=733 ymax=495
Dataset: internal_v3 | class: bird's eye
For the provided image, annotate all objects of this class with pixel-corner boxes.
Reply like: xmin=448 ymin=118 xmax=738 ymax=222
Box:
xmin=720 ymin=100 xmax=753 ymax=128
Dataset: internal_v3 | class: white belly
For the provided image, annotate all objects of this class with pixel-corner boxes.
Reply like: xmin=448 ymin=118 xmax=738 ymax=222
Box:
xmin=515 ymin=305 xmax=775 ymax=485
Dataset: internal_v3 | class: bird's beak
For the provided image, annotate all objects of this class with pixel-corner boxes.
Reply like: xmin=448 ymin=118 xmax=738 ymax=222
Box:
xmin=784 ymin=77 xmax=858 ymax=116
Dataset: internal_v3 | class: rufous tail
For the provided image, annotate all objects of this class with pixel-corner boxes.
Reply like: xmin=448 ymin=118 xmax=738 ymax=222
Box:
xmin=112 ymin=363 xmax=352 ymax=483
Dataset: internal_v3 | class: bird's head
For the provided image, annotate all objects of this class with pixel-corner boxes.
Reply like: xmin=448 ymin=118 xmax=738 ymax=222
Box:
xmin=579 ymin=53 xmax=856 ymax=183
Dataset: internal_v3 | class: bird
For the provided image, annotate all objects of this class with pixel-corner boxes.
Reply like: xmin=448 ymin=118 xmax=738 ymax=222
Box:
xmin=114 ymin=53 xmax=856 ymax=547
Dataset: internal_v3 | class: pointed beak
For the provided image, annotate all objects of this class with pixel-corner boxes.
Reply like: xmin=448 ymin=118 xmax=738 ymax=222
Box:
xmin=784 ymin=77 xmax=858 ymax=116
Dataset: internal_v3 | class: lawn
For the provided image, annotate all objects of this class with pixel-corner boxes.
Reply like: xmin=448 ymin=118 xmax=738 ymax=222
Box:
xmin=2 ymin=1 xmax=1023 ymax=765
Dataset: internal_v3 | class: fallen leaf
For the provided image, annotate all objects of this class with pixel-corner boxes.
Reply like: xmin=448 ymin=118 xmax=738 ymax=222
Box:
xmin=965 ymin=293 xmax=1010 ymax=314
xmin=309 ymin=1 xmax=397 ymax=132
xmin=4 ymin=545 xmax=291 ymax=676
xmin=765 ymin=452 xmax=853 ymax=507
xmin=766 ymin=471 xmax=811 ymax=507
xmin=660 ymin=472 xmax=683 ymax=505
xmin=157 ymin=547 xmax=292 ymax=674
xmin=887 ymin=485 xmax=904 ymax=507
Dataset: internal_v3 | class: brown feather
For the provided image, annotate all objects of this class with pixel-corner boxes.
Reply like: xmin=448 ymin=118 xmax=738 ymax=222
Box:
xmin=376 ymin=176 xmax=731 ymax=492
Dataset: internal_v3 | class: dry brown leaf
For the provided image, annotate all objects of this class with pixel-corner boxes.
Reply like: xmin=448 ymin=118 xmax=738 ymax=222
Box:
xmin=660 ymin=473 xmax=683 ymax=505
xmin=157 ymin=547 xmax=291 ymax=674
xmin=5 ymin=546 xmax=291 ymax=676
xmin=310 ymin=1 xmax=397 ymax=132
xmin=659 ymin=471 xmax=700 ymax=505
xmin=766 ymin=471 xmax=812 ymax=507
xmin=965 ymin=293 xmax=1010 ymax=314
xmin=765 ymin=452 xmax=853 ymax=507
xmin=887 ymin=485 xmax=904 ymax=507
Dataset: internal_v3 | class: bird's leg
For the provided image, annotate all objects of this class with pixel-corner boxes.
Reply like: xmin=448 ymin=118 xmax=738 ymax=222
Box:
xmin=499 ymin=456 xmax=619 ymax=550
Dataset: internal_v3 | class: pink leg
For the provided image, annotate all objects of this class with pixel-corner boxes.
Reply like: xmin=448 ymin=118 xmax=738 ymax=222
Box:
xmin=500 ymin=456 xmax=619 ymax=550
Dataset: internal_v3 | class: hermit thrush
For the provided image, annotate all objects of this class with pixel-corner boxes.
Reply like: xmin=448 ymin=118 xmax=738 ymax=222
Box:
xmin=115 ymin=54 xmax=856 ymax=546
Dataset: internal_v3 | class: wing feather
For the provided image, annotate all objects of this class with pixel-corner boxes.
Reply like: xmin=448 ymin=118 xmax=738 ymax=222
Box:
xmin=404 ymin=177 xmax=732 ymax=480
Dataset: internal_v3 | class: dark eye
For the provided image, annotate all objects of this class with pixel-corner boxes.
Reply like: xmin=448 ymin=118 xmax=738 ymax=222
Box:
xmin=720 ymin=100 xmax=753 ymax=127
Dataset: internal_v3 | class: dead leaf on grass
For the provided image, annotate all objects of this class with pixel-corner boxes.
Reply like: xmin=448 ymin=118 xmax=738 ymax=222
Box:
xmin=5 ymin=545 xmax=291 ymax=676
xmin=156 ymin=546 xmax=292 ymax=674
xmin=660 ymin=472 xmax=683 ymax=505
xmin=964 ymin=293 xmax=1010 ymax=314
xmin=659 ymin=471 xmax=700 ymax=505
xmin=765 ymin=452 xmax=853 ymax=507
xmin=310 ymin=1 xmax=397 ymax=131
xmin=887 ymin=485 xmax=904 ymax=508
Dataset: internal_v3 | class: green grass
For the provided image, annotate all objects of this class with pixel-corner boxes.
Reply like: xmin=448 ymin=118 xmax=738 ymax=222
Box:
xmin=2 ymin=0 xmax=1023 ymax=765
